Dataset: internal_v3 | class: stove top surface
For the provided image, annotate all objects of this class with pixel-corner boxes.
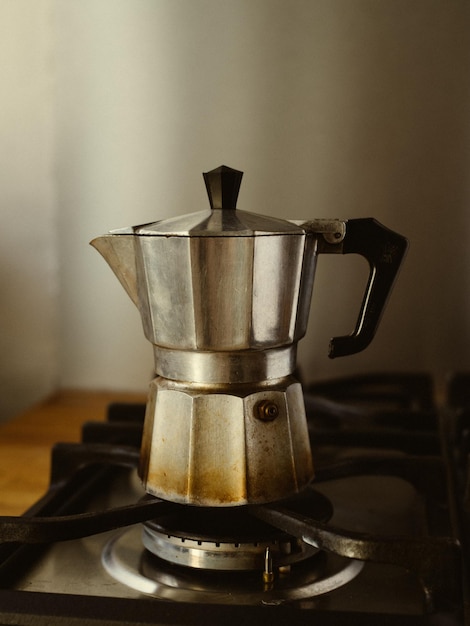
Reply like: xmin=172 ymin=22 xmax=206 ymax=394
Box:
xmin=0 ymin=373 xmax=468 ymax=625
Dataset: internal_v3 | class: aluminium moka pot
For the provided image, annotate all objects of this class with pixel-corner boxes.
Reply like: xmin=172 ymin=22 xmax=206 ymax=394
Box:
xmin=91 ymin=165 xmax=408 ymax=506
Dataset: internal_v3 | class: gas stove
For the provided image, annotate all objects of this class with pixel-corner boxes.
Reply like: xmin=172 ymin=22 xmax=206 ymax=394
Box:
xmin=0 ymin=372 xmax=468 ymax=625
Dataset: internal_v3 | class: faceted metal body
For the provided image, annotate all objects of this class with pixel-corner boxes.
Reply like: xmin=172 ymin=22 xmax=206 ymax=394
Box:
xmin=91 ymin=166 xmax=408 ymax=506
xmin=105 ymin=230 xmax=317 ymax=353
xmin=139 ymin=377 xmax=313 ymax=506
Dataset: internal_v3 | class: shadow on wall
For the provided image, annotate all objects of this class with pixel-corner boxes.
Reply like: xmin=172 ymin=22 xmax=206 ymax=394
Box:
xmin=0 ymin=243 xmax=58 ymax=422
xmin=299 ymin=1 xmax=470 ymax=383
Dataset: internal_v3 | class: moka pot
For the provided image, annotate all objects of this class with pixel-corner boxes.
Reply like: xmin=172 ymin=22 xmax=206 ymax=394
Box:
xmin=91 ymin=165 xmax=408 ymax=506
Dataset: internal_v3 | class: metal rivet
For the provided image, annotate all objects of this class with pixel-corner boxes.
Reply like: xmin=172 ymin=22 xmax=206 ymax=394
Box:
xmin=256 ymin=400 xmax=279 ymax=421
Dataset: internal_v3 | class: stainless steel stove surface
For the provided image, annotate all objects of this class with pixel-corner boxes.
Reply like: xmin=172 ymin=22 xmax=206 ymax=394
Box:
xmin=0 ymin=373 xmax=468 ymax=625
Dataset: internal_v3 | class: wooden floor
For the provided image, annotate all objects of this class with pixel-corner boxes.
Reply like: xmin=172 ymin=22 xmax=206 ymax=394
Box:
xmin=0 ymin=390 xmax=145 ymax=516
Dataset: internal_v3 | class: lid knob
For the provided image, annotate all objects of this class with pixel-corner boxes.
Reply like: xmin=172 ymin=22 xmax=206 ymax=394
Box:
xmin=203 ymin=165 xmax=243 ymax=210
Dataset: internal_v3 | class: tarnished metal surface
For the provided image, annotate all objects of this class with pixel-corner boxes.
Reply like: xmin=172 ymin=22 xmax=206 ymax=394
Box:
xmin=91 ymin=165 xmax=408 ymax=507
xmin=139 ymin=377 xmax=313 ymax=506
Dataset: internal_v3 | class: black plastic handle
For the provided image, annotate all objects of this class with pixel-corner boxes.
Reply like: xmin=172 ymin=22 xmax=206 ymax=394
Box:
xmin=326 ymin=218 xmax=408 ymax=358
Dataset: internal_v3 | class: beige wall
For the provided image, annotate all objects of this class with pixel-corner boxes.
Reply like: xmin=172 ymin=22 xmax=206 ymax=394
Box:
xmin=0 ymin=0 xmax=58 ymax=420
xmin=1 ymin=1 xmax=469 ymax=420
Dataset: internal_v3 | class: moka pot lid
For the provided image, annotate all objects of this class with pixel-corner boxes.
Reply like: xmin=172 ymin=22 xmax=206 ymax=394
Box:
xmin=111 ymin=165 xmax=305 ymax=238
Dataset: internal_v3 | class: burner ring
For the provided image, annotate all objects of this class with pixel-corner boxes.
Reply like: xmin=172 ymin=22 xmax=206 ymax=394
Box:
xmin=142 ymin=488 xmax=333 ymax=571
xmin=142 ymin=524 xmax=317 ymax=570
xmin=102 ymin=525 xmax=364 ymax=605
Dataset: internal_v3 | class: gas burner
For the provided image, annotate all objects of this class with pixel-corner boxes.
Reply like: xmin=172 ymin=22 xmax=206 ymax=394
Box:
xmin=102 ymin=526 xmax=363 ymax=605
xmin=140 ymin=489 xmax=332 ymax=571
xmin=100 ymin=488 xmax=362 ymax=604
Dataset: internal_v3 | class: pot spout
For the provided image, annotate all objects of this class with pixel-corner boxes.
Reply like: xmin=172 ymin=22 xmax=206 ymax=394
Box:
xmin=90 ymin=234 xmax=139 ymax=307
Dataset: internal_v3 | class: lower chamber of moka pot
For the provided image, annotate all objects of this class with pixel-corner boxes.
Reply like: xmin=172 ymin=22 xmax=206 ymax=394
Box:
xmin=138 ymin=375 xmax=314 ymax=507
